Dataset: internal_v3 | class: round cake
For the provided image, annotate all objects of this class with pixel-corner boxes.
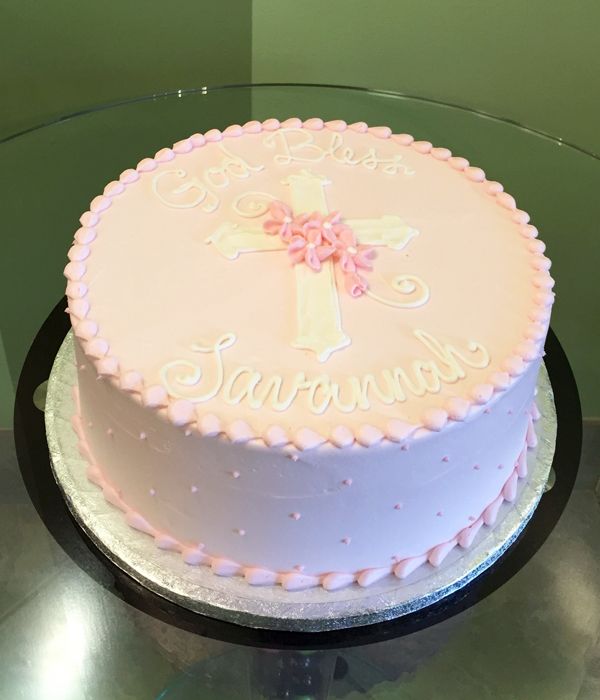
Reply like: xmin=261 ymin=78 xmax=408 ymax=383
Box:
xmin=65 ymin=117 xmax=553 ymax=591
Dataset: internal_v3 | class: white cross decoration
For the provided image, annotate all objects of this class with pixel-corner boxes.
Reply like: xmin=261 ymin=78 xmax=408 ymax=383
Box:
xmin=207 ymin=170 xmax=428 ymax=362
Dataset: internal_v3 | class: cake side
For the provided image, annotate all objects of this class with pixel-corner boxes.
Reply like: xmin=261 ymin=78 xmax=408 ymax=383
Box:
xmin=73 ymin=333 xmax=540 ymax=590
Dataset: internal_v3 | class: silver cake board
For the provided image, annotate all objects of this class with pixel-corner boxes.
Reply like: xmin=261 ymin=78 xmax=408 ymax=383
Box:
xmin=45 ymin=332 xmax=557 ymax=632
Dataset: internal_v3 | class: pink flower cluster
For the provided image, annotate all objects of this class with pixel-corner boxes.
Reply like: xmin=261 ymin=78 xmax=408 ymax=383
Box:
xmin=263 ymin=201 xmax=374 ymax=297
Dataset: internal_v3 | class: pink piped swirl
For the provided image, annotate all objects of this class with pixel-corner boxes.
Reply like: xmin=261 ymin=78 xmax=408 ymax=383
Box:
xmin=263 ymin=201 xmax=374 ymax=295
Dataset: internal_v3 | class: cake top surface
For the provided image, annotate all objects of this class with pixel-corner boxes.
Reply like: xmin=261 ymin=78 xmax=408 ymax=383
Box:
xmin=65 ymin=118 xmax=553 ymax=448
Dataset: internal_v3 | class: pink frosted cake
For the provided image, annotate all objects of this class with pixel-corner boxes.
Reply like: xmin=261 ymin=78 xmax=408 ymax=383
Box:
xmin=64 ymin=117 xmax=554 ymax=591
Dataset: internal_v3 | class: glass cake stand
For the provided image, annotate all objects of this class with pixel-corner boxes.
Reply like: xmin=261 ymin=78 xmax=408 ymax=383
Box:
xmin=2 ymin=84 xmax=595 ymax=699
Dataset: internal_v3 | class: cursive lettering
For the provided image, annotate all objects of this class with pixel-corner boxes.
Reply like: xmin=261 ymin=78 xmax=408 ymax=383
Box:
xmin=152 ymin=145 xmax=264 ymax=211
xmin=263 ymin=129 xmax=415 ymax=176
xmin=160 ymin=330 xmax=490 ymax=415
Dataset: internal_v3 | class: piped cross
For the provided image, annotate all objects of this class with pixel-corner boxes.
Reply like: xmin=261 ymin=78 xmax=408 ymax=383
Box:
xmin=207 ymin=170 xmax=425 ymax=362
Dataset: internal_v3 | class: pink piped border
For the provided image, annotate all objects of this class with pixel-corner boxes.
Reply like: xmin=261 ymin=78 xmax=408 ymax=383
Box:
xmin=72 ymin=383 xmax=540 ymax=592
xmin=65 ymin=118 xmax=554 ymax=451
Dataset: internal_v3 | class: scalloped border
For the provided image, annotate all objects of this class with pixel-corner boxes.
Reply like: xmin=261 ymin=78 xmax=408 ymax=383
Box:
xmin=65 ymin=117 xmax=554 ymax=451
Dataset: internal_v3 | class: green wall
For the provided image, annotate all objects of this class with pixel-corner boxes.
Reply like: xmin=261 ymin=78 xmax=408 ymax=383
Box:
xmin=1 ymin=0 xmax=252 ymax=140
xmin=0 ymin=338 xmax=14 ymax=428
xmin=252 ymin=0 xmax=600 ymax=156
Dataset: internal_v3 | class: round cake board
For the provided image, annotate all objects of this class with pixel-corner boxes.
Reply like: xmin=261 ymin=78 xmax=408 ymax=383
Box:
xmin=45 ymin=332 xmax=556 ymax=632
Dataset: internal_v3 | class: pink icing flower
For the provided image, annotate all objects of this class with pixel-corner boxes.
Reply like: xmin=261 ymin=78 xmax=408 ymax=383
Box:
xmin=344 ymin=271 xmax=369 ymax=297
xmin=263 ymin=201 xmax=295 ymax=242
xmin=261 ymin=200 xmax=372 ymax=290
xmin=288 ymin=226 xmax=335 ymax=271
xmin=333 ymin=225 xmax=375 ymax=273
xmin=333 ymin=225 xmax=356 ymax=252
xmin=319 ymin=211 xmax=343 ymax=243
xmin=339 ymin=245 xmax=375 ymax=273
xmin=292 ymin=210 xmax=321 ymax=233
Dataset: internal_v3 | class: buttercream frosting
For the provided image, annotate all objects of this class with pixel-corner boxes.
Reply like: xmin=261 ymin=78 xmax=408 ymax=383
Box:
xmin=65 ymin=117 xmax=553 ymax=590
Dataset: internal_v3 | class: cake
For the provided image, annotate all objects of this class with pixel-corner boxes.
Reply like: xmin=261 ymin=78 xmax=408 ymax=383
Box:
xmin=64 ymin=117 xmax=554 ymax=591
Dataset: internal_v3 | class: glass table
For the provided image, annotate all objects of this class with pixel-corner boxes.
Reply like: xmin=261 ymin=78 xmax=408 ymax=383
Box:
xmin=2 ymin=85 xmax=599 ymax=699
